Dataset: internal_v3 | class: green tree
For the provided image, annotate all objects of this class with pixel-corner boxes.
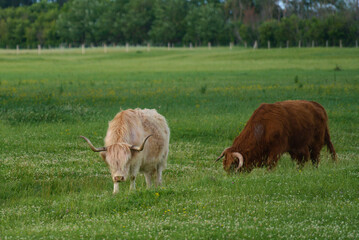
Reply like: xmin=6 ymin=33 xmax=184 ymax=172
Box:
xmin=184 ymin=3 xmax=227 ymax=45
xmin=276 ymin=15 xmax=301 ymax=47
xmin=149 ymin=0 xmax=188 ymax=45
xmin=258 ymin=19 xmax=279 ymax=47
xmin=119 ymin=0 xmax=155 ymax=44
xmin=105 ymin=0 xmax=129 ymax=44
xmin=326 ymin=14 xmax=353 ymax=46
xmin=56 ymin=0 xmax=109 ymax=45
xmin=0 ymin=19 xmax=8 ymax=47
xmin=25 ymin=1 xmax=60 ymax=47
xmin=0 ymin=7 xmax=31 ymax=47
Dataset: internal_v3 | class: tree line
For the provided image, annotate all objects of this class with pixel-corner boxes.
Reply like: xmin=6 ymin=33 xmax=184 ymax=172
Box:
xmin=0 ymin=0 xmax=358 ymax=48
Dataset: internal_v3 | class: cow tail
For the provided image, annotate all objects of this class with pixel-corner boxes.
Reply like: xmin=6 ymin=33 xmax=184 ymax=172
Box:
xmin=325 ymin=126 xmax=337 ymax=161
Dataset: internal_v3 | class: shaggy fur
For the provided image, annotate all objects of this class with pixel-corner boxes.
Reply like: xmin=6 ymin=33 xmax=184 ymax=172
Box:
xmin=220 ymin=100 xmax=336 ymax=173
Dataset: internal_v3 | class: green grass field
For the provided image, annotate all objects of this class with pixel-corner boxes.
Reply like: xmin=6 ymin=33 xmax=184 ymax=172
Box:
xmin=1 ymin=47 xmax=359 ymax=239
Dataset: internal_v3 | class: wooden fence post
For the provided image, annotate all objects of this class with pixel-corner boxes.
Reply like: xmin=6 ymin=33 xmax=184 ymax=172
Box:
xmin=38 ymin=44 xmax=41 ymax=55
xmin=82 ymin=44 xmax=85 ymax=54
xmin=208 ymin=42 xmax=211 ymax=50
xmin=268 ymin=40 xmax=270 ymax=49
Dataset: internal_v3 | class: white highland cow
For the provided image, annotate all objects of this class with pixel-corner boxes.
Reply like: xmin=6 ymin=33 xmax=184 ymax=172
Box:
xmin=80 ymin=108 xmax=170 ymax=194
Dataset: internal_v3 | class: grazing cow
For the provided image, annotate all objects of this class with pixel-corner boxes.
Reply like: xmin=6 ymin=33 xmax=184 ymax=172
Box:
xmin=80 ymin=108 xmax=170 ymax=193
xmin=216 ymin=100 xmax=336 ymax=173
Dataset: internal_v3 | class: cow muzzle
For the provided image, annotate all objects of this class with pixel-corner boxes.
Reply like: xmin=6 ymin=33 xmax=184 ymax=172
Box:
xmin=114 ymin=176 xmax=125 ymax=182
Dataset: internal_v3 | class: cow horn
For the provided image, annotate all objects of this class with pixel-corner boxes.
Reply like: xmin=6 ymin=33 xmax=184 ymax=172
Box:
xmin=232 ymin=152 xmax=244 ymax=172
xmin=215 ymin=152 xmax=225 ymax=162
xmin=130 ymin=135 xmax=152 ymax=152
xmin=80 ymin=136 xmax=107 ymax=152
xmin=215 ymin=147 xmax=230 ymax=162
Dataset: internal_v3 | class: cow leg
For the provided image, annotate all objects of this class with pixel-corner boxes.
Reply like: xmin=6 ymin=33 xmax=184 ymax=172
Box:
xmin=289 ymin=151 xmax=303 ymax=168
xmin=113 ymin=182 xmax=119 ymax=194
xmin=296 ymin=156 xmax=305 ymax=170
xmin=156 ymin=165 xmax=163 ymax=187
xmin=130 ymin=176 xmax=136 ymax=190
xmin=300 ymin=147 xmax=310 ymax=169
xmin=297 ymin=147 xmax=310 ymax=169
xmin=156 ymin=152 xmax=167 ymax=187
xmin=144 ymin=173 xmax=152 ymax=188
xmin=291 ymin=147 xmax=309 ymax=170
xmin=310 ymin=147 xmax=321 ymax=168
xmin=303 ymin=146 xmax=310 ymax=163
xmin=267 ymin=154 xmax=279 ymax=170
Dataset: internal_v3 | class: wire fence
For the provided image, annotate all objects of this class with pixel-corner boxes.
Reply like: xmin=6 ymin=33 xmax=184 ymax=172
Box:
xmin=1 ymin=40 xmax=358 ymax=55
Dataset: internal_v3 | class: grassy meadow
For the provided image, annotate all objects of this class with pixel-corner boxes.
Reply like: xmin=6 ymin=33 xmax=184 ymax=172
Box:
xmin=0 ymin=47 xmax=359 ymax=239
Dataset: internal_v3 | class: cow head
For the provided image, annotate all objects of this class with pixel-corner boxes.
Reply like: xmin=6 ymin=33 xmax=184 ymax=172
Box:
xmin=80 ymin=135 xmax=151 ymax=193
xmin=102 ymin=143 xmax=132 ymax=183
xmin=215 ymin=148 xmax=244 ymax=173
